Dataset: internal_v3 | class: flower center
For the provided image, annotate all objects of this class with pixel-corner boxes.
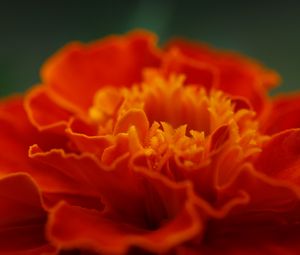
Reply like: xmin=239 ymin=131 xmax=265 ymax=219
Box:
xmin=89 ymin=70 xmax=259 ymax=134
xmin=88 ymin=70 xmax=266 ymax=177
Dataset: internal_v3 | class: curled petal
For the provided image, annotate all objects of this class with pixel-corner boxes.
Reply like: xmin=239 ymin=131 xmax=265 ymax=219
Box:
xmin=41 ymin=30 xmax=161 ymax=114
xmin=28 ymin=145 xmax=102 ymax=197
xmin=28 ymin=145 xmax=143 ymax=217
xmin=261 ymin=92 xmax=300 ymax=135
xmin=165 ymin=39 xmax=279 ymax=90
xmin=188 ymin=164 xmax=300 ymax=254
xmin=231 ymin=96 xmax=252 ymax=112
xmin=114 ymin=109 xmax=149 ymax=142
xmin=0 ymin=96 xmax=36 ymax=177
xmin=24 ymin=85 xmax=71 ymax=133
xmin=219 ymin=161 xmax=300 ymax=217
xmin=0 ymin=173 xmax=50 ymax=253
xmin=213 ymin=165 xmax=300 ymax=242
xmin=66 ymin=118 xmax=112 ymax=157
xmin=209 ymin=125 xmax=230 ymax=153
xmin=47 ymin=173 xmax=203 ymax=254
xmin=0 ymin=96 xmax=67 ymax=177
xmin=165 ymin=39 xmax=280 ymax=112
xmin=161 ymin=48 xmax=218 ymax=90
xmin=254 ymin=129 xmax=300 ymax=185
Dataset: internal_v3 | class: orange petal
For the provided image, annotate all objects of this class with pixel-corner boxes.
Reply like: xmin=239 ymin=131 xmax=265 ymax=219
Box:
xmin=0 ymin=96 xmax=66 ymax=177
xmin=0 ymin=173 xmax=49 ymax=253
xmin=29 ymin=144 xmax=146 ymax=222
xmin=47 ymin=174 xmax=202 ymax=254
xmin=0 ymin=97 xmax=78 ymax=209
xmin=254 ymin=129 xmax=300 ymax=185
xmin=220 ymin=162 xmax=300 ymax=215
xmin=165 ymin=39 xmax=280 ymax=112
xmin=65 ymin=117 xmax=112 ymax=158
xmin=161 ymin=48 xmax=218 ymax=90
xmin=28 ymin=146 xmax=103 ymax=211
xmin=200 ymin=164 xmax=300 ymax=254
xmin=215 ymin=164 xmax=300 ymax=233
xmin=261 ymin=92 xmax=300 ymax=135
xmin=0 ymin=96 xmax=35 ymax=177
xmin=24 ymin=85 xmax=71 ymax=133
xmin=42 ymin=192 xmax=103 ymax=212
xmin=41 ymin=30 xmax=161 ymax=114
xmin=66 ymin=129 xmax=112 ymax=159
xmin=114 ymin=109 xmax=149 ymax=142
xmin=209 ymin=125 xmax=230 ymax=153
xmin=165 ymin=39 xmax=279 ymax=90
xmin=28 ymin=145 xmax=102 ymax=197
xmin=101 ymin=133 xmax=130 ymax=165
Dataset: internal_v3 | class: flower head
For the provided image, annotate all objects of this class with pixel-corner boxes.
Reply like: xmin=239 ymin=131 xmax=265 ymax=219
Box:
xmin=1 ymin=30 xmax=300 ymax=255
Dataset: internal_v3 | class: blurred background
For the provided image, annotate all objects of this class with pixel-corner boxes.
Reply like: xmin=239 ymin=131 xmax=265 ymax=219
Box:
xmin=1 ymin=0 xmax=300 ymax=96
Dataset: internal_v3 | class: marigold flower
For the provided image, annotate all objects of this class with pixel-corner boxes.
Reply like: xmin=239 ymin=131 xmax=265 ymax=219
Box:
xmin=1 ymin=30 xmax=300 ymax=255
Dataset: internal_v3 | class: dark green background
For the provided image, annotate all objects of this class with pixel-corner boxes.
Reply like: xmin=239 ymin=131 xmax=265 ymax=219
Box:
xmin=1 ymin=0 xmax=300 ymax=96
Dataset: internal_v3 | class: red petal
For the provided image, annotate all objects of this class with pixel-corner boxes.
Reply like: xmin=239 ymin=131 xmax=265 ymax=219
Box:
xmin=28 ymin=145 xmax=102 ymax=197
xmin=0 ymin=96 xmax=35 ymax=177
xmin=29 ymin=145 xmax=149 ymax=224
xmin=217 ymin=163 xmax=300 ymax=220
xmin=24 ymin=86 xmax=71 ymax=133
xmin=42 ymin=192 xmax=103 ymax=212
xmin=3 ymin=245 xmax=56 ymax=255
xmin=254 ymin=129 xmax=300 ymax=185
xmin=47 ymin=174 xmax=202 ymax=254
xmin=165 ymin=39 xmax=280 ymax=112
xmin=114 ymin=109 xmax=149 ymax=142
xmin=0 ymin=97 xmax=79 ymax=209
xmin=177 ymin=241 xmax=300 ymax=255
xmin=261 ymin=92 xmax=300 ymax=135
xmin=0 ymin=97 xmax=69 ymax=178
xmin=161 ymin=49 xmax=218 ymax=90
xmin=41 ymin=30 xmax=161 ymax=114
xmin=0 ymin=173 xmax=49 ymax=252
xmin=66 ymin=118 xmax=112 ymax=158
xmin=231 ymin=96 xmax=252 ymax=112
xmin=209 ymin=125 xmax=230 ymax=153
xmin=198 ymin=164 xmax=300 ymax=254
xmin=0 ymin=97 xmax=63 ymax=176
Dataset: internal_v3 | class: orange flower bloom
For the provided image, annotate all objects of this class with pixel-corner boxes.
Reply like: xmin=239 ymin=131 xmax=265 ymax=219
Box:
xmin=1 ymin=30 xmax=300 ymax=254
